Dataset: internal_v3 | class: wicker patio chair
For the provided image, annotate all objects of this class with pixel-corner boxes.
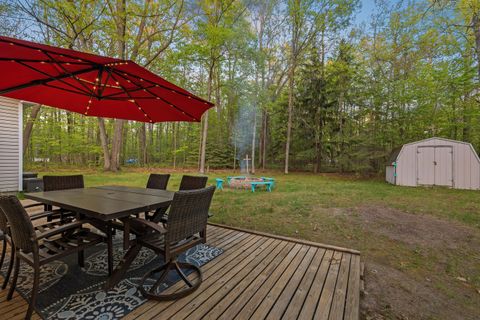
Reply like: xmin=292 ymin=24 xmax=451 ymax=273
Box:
xmin=0 ymin=207 xmax=9 ymax=290
xmin=0 ymin=195 xmax=104 ymax=320
xmin=144 ymin=174 xmax=171 ymax=221
xmin=0 ymin=205 xmax=69 ymax=291
xmin=43 ymin=174 xmax=85 ymax=191
xmin=24 ymin=175 xmax=85 ymax=213
xmin=146 ymin=174 xmax=170 ymax=190
xmin=42 ymin=175 xmax=85 ymax=221
xmin=179 ymin=175 xmax=208 ymax=191
xmin=106 ymin=186 xmax=215 ymax=300
xmin=155 ymin=175 xmax=210 ymax=227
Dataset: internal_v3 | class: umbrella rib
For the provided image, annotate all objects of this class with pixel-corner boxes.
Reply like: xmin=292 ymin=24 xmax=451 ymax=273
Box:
xmin=41 ymin=51 xmax=97 ymax=96
xmin=0 ymin=58 xmax=90 ymax=65
xmin=113 ymin=68 xmax=212 ymax=106
xmin=100 ymin=84 xmax=157 ymax=98
xmin=97 ymin=67 xmax=112 ymax=98
xmin=95 ymin=67 xmax=104 ymax=97
xmin=0 ymin=63 xmax=98 ymax=96
xmin=42 ymin=83 xmax=94 ymax=97
xmin=112 ymin=69 xmax=198 ymax=121
xmin=15 ymin=60 xmax=95 ymax=96
xmin=0 ymin=37 xmax=100 ymax=65
xmin=108 ymin=72 xmax=154 ymax=123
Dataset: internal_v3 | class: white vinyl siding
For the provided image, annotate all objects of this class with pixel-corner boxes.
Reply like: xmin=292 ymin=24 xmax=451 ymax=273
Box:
xmin=0 ymin=97 xmax=22 ymax=192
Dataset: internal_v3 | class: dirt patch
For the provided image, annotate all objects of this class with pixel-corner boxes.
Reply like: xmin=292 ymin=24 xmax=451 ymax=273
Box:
xmin=361 ymin=262 xmax=479 ymax=320
xmin=331 ymin=205 xmax=480 ymax=319
xmin=347 ymin=205 xmax=480 ymax=250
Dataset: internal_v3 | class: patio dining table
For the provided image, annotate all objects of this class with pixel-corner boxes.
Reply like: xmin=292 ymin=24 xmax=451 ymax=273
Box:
xmin=24 ymin=185 xmax=174 ymax=275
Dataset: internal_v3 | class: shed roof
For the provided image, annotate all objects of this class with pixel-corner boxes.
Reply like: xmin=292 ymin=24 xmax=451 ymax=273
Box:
xmin=402 ymin=137 xmax=473 ymax=147
xmin=388 ymin=137 xmax=480 ymax=164
xmin=388 ymin=146 xmax=402 ymax=163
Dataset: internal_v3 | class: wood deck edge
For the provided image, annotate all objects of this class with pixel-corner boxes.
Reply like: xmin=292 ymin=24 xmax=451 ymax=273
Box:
xmin=207 ymin=222 xmax=361 ymax=255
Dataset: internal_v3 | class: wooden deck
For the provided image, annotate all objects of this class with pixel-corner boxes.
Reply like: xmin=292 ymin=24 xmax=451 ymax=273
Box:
xmin=0 ymin=205 xmax=361 ymax=320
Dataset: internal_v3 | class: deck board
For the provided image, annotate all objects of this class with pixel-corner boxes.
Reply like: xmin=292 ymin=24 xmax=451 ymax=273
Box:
xmin=316 ymin=251 xmax=343 ymax=320
xmin=281 ymin=247 xmax=326 ymax=319
xmin=0 ymin=202 xmax=361 ymax=320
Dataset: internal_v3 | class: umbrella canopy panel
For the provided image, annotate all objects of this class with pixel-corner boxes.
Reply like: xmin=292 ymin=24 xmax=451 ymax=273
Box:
xmin=0 ymin=36 xmax=213 ymax=123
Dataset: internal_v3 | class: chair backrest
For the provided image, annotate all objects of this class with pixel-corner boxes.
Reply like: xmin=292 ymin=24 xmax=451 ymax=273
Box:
xmin=179 ymin=175 xmax=208 ymax=191
xmin=0 ymin=206 xmax=7 ymax=233
xmin=166 ymin=186 xmax=215 ymax=244
xmin=43 ymin=175 xmax=84 ymax=191
xmin=0 ymin=196 xmax=36 ymax=253
xmin=146 ymin=174 xmax=170 ymax=190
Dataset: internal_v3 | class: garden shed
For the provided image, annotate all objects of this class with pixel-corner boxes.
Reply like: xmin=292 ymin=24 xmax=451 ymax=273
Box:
xmin=0 ymin=96 xmax=23 ymax=192
xmin=386 ymin=137 xmax=480 ymax=190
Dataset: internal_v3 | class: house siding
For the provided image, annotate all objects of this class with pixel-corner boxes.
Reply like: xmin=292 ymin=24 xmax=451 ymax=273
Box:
xmin=0 ymin=97 xmax=22 ymax=192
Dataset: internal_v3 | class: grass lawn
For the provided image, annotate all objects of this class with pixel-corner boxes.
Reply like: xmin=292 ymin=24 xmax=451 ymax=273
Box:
xmin=27 ymin=167 xmax=480 ymax=319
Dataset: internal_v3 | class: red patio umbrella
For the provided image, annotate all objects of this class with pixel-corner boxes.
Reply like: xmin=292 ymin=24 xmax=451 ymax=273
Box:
xmin=0 ymin=36 xmax=213 ymax=123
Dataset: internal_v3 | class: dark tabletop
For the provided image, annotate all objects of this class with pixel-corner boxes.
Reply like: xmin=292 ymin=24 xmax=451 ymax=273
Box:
xmin=24 ymin=186 xmax=174 ymax=221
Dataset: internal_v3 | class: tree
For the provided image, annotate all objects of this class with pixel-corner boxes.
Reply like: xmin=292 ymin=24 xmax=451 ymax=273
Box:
xmin=16 ymin=0 xmax=187 ymax=171
xmin=23 ymin=104 xmax=42 ymax=154
xmin=284 ymin=0 xmax=358 ymax=173
xmin=7 ymin=0 xmax=480 ymax=175
xmin=195 ymin=0 xmax=250 ymax=173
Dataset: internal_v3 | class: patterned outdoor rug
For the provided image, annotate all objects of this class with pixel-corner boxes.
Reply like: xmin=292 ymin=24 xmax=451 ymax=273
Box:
xmin=0 ymin=233 xmax=223 ymax=319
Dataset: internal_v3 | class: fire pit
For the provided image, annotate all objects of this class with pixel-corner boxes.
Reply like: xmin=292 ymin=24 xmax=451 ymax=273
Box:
xmin=228 ymin=176 xmax=263 ymax=188
xmin=227 ymin=176 xmax=275 ymax=192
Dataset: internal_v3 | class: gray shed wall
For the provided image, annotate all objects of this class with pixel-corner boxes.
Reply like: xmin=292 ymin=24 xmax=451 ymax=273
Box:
xmin=0 ymin=97 xmax=22 ymax=192
xmin=391 ymin=138 xmax=480 ymax=190
xmin=385 ymin=165 xmax=395 ymax=184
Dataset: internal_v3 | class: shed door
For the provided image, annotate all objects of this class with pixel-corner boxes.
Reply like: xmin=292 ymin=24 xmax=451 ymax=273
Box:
xmin=434 ymin=147 xmax=453 ymax=186
xmin=417 ymin=147 xmax=435 ymax=185
xmin=416 ymin=146 xmax=453 ymax=186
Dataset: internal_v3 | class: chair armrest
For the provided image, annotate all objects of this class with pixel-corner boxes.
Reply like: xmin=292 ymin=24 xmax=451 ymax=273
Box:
xmin=36 ymin=220 xmax=88 ymax=240
xmin=131 ymin=218 xmax=167 ymax=235
xmin=23 ymin=203 xmax=45 ymax=209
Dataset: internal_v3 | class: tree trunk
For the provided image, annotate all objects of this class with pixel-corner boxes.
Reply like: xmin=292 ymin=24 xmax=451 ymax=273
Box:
xmin=314 ymin=141 xmax=321 ymax=173
xmin=261 ymin=111 xmax=267 ymax=169
xmin=97 ymin=117 xmax=111 ymax=170
xmin=199 ymin=60 xmax=214 ymax=174
xmin=285 ymin=64 xmax=295 ymax=174
xmin=107 ymin=0 xmax=127 ymax=172
xmin=23 ymin=104 xmax=41 ymax=154
xmin=199 ymin=112 xmax=209 ymax=174
xmin=149 ymin=123 xmax=154 ymax=163
xmin=251 ymin=107 xmax=257 ymax=174
xmin=109 ymin=120 xmax=124 ymax=171
xmin=314 ymin=120 xmax=323 ymax=173
xmin=259 ymin=113 xmax=263 ymax=168
xmin=139 ymin=123 xmax=147 ymax=165
xmin=285 ymin=4 xmax=300 ymax=175
xmin=473 ymin=13 xmax=480 ymax=80
xmin=215 ymin=64 xmax=222 ymax=121
xmin=173 ymin=122 xmax=177 ymax=169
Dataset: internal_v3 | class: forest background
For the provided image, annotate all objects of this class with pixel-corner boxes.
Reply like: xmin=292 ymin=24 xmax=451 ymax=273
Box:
xmin=1 ymin=0 xmax=479 ymax=175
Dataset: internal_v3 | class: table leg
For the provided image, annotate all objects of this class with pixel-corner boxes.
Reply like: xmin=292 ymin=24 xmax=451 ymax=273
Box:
xmin=106 ymin=226 xmax=113 ymax=276
xmin=122 ymin=217 xmax=130 ymax=250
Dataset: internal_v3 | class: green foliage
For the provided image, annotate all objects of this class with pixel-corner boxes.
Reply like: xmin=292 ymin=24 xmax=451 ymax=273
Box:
xmin=3 ymin=0 xmax=480 ymax=174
